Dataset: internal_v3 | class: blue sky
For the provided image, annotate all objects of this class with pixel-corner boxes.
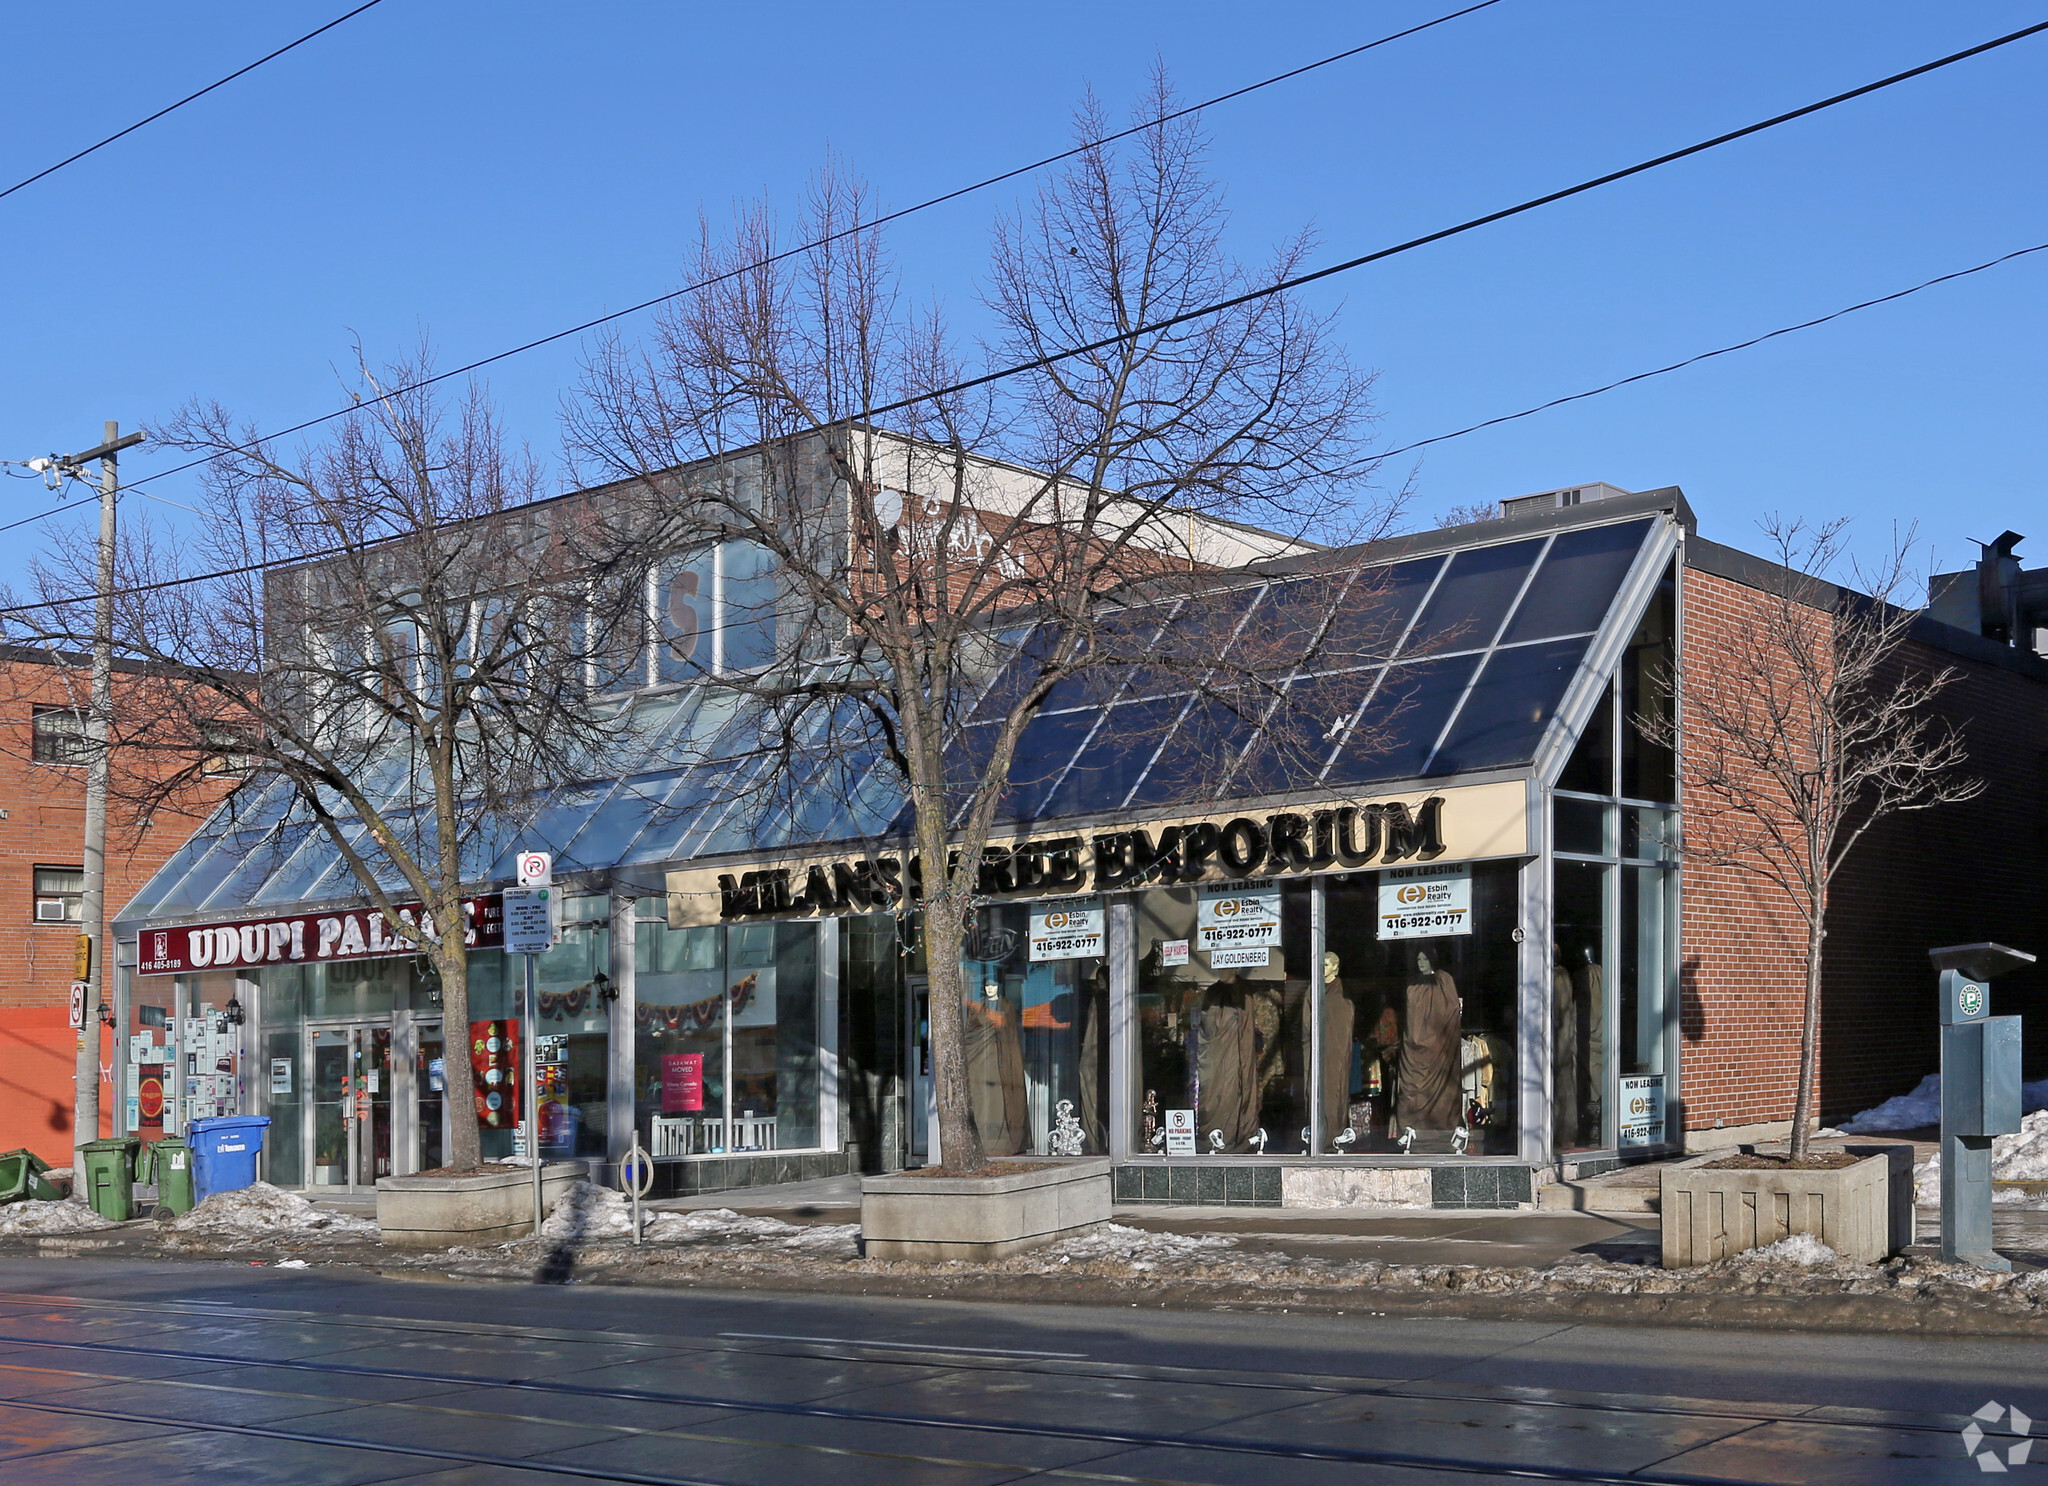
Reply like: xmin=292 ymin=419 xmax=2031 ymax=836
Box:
xmin=2 ymin=2 xmax=2044 ymax=591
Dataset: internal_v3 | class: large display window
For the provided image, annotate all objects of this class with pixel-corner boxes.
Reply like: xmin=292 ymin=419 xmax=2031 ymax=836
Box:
xmin=632 ymin=902 xmax=822 ymax=1159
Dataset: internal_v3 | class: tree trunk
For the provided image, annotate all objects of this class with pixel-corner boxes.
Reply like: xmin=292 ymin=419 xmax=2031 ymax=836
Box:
xmin=437 ymin=936 xmax=481 ymax=1171
xmin=1789 ymin=919 xmax=1824 ymax=1162
xmin=920 ymin=890 xmax=985 ymax=1172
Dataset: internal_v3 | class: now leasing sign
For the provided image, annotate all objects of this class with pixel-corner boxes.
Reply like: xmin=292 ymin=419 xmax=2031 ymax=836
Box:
xmin=138 ymin=895 xmax=504 ymax=976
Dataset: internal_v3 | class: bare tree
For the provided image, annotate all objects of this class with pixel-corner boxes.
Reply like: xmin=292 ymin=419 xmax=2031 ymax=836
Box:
xmin=1643 ymin=519 xmax=1982 ymax=1160
xmin=570 ymin=76 xmax=1394 ymax=1171
xmin=9 ymin=352 xmax=648 ymax=1172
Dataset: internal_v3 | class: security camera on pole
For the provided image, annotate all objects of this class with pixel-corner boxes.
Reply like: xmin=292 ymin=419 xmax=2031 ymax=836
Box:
xmin=503 ymin=850 xmax=555 ymax=1236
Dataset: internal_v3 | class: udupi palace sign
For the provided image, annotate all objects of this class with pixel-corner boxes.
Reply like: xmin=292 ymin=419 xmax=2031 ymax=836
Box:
xmin=138 ymin=895 xmax=504 ymax=977
xmin=666 ymin=780 xmax=1528 ymax=928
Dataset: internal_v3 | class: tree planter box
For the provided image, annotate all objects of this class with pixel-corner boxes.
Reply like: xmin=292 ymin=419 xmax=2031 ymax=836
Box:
xmin=1661 ymin=1148 xmax=1911 ymax=1267
xmin=376 ymin=1162 xmax=587 ymax=1248
xmin=861 ymin=1158 xmax=1110 ymax=1261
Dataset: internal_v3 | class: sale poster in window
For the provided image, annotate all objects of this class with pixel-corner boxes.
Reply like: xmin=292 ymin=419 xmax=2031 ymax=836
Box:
xmin=662 ymin=1053 xmax=705 ymax=1113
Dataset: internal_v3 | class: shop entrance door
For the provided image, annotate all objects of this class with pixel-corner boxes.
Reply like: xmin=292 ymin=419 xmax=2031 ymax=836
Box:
xmin=305 ymin=1021 xmax=440 ymax=1190
xmin=906 ymin=976 xmax=932 ymax=1165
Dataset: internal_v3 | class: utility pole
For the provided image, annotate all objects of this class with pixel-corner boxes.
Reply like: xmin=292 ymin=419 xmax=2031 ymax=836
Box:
xmin=49 ymin=422 xmax=145 ymax=1169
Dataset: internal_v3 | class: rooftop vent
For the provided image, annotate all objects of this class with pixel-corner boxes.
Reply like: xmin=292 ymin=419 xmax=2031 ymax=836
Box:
xmin=1500 ymin=482 xmax=1633 ymax=519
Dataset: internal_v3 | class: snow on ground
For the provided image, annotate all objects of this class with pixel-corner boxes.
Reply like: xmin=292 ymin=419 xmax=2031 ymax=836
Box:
xmin=1044 ymin=1223 xmax=1238 ymax=1271
xmin=1740 ymin=1234 xmax=1839 ymax=1266
xmin=1912 ymin=1110 xmax=2048 ymax=1207
xmin=160 ymin=1182 xmax=379 ymax=1239
xmin=1838 ymin=1075 xmax=2048 ymax=1133
xmin=0 ymin=1198 xmax=114 ymax=1235
xmin=539 ymin=1181 xmax=860 ymax=1257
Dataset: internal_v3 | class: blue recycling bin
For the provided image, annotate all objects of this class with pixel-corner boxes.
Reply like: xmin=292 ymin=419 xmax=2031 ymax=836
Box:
xmin=189 ymin=1115 xmax=271 ymax=1204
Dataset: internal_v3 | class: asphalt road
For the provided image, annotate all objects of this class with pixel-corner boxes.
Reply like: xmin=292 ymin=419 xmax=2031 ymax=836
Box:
xmin=0 ymin=1256 xmax=2036 ymax=1484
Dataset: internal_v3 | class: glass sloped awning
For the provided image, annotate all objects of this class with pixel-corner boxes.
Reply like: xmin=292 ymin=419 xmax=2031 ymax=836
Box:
xmin=118 ymin=514 xmax=1660 ymax=927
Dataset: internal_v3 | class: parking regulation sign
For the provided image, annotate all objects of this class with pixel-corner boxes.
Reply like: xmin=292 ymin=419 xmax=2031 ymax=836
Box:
xmin=516 ymin=851 xmax=553 ymax=888
xmin=502 ymin=888 xmax=553 ymax=954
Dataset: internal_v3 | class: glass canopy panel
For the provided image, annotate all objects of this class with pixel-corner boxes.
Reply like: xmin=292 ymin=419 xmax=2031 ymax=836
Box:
xmin=1402 ymin=538 xmax=1544 ymax=658
xmin=138 ymin=828 xmax=274 ymax=919
xmin=1325 ymin=653 xmax=1482 ymax=785
xmin=269 ymin=817 xmax=373 ymax=905
xmin=569 ymin=769 xmax=693 ymax=867
xmin=1230 ymin=666 xmax=1387 ymax=799
xmin=1118 ymin=585 xmax=1266 ymax=700
xmin=1427 ymin=635 xmax=1593 ymax=775
xmin=1031 ymin=693 xmax=1189 ymax=821
xmin=999 ymin=706 xmax=1103 ymax=825
xmin=203 ymin=821 xmax=318 ymax=911
xmin=1499 ymin=520 xmax=1652 ymax=645
xmin=120 ymin=829 xmax=224 ymax=922
xmin=1121 ymin=691 xmax=1254 ymax=811
xmin=1311 ymin=555 xmax=1445 ymax=670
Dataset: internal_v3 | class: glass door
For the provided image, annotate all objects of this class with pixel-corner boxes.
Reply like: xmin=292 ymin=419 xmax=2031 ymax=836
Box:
xmin=304 ymin=1022 xmax=403 ymax=1191
xmin=416 ymin=1022 xmax=446 ymax=1173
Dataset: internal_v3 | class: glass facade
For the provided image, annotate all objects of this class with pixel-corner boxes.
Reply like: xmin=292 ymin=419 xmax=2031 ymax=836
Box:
xmin=959 ymin=902 xmax=1109 ymax=1157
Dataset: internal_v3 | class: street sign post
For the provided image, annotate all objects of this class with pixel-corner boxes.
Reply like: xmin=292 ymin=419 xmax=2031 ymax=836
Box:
xmin=504 ymin=862 xmax=555 ymax=1237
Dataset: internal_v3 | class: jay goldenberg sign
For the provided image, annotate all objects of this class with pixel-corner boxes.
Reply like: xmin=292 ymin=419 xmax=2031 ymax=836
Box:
xmin=138 ymin=895 xmax=504 ymax=976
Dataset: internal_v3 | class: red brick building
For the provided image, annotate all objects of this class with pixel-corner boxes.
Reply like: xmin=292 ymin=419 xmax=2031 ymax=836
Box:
xmin=0 ymin=650 xmax=224 ymax=1164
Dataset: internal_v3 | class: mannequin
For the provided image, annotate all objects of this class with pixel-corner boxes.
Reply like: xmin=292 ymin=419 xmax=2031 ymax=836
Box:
xmin=1318 ymin=950 xmax=1355 ymax=1150
xmin=1076 ymin=963 xmax=1110 ymax=1153
xmin=1577 ymin=945 xmax=1606 ymax=1137
xmin=963 ymin=981 xmax=1028 ymax=1155
xmin=1397 ymin=947 xmax=1462 ymax=1132
xmin=1552 ymin=946 xmax=1579 ymax=1144
xmin=1194 ymin=977 xmax=1259 ymax=1150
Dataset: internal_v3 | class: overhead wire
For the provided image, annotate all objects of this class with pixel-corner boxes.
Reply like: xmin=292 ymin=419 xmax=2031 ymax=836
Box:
xmin=8 ymin=17 xmax=2048 ymax=612
xmin=0 ymin=0 xmax=388 ymax=204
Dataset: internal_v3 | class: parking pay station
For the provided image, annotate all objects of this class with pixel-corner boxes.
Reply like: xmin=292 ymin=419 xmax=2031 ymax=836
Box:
xmin=1930 ymin=942 xmax=2034 ymax=1271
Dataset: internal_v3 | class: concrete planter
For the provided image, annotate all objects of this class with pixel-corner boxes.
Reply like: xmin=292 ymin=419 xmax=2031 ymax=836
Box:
xmin=376 ymin=1161 xmax=587 ymax=1248
xmin=861 ymin=1158 xmax=1110 ymax=1261
xmin=1661 ymin=1148 xmax=1912 ymax=1267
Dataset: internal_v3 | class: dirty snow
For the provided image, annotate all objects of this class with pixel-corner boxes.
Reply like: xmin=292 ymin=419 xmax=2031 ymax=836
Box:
xmin=538 ymin=1181 xmax=859 ymax=1257
xmin=1839 ymin=1075 xmax=2048 ymax=1133
xmin=160 ymin=1183 xmax=379 ymax=1240
xmin=0 ymin=1198 xmax=114 ymax=1235
xmin=1740 ymin=1233 xmax=1839 ymax=1266
xmin=1045 ymin=1223 xmax=1237 ymax=1271
xmin=1912 ymin=1110 xmax=2048 ymax=1207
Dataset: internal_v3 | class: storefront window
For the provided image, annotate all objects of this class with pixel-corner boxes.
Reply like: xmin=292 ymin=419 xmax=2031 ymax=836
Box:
xmin=633 ymin=904 xmax=822 ymax=1159
xmin=957 ymin=901 xmax=1109 ymax=1157
xmin=1325 ymin=865 xmax=1519 ymax=1155
xmin=840 ymin=912 xmax=908 ymax=1171
xmin=1134 ymin=882 xmax=1313 ymax=1156
xmin=1551 ymin=858 xmax=1609 ymax=1150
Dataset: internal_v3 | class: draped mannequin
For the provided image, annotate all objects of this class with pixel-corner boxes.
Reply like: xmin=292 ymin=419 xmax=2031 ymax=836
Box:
xmin=1076 ymin=965 xmax=1110 ymax=1154
xmin=1194 ymin=981 xmax=1260 ymax=1150
xmin=1552 ymin=948 xmax=1580 ymax=1143
xmin=1397 ymin=948 xmax=1462 ymax=1131
xmin=1318 ymin=951 xmax=1355 ymax=1149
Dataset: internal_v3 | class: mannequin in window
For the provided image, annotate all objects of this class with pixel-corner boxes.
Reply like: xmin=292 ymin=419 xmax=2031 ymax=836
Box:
xmin=1194 ymin=974 xmax=1259 ymax=1151
xmin=963 ymin=981 xmax=1027 ymax=1156
xmin=1577 ymin=944 xmax=1606 ymax=1138
xmin=1076 ymin=962 xmax=1110 ymax=1153
xmin=1552 ymin=944 xmax=1580 ymax=1144
xmin=1397 ymin=946 xmax=1462 ymax=1133
xmin=1318 ymin=951 xmax=1356 ymax=1150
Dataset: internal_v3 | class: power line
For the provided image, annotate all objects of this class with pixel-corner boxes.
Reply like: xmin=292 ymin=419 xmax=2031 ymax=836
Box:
xmin=1379 ymin=239 xmax=2048 ymax=459
xmin=10 ymin=19 xmax=2048 ymax=614
xmin=0 ymin=1 xmax=387 ymax=204
xmin=109 ymin=2 xmax=1506 ymax=499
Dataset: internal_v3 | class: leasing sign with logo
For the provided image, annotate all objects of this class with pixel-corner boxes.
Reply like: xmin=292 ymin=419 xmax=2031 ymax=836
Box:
xmin=1377 ymin=863 xmax=1472 ymax=939
xmin=1028 ymin=896 xmax=1104 ymax=961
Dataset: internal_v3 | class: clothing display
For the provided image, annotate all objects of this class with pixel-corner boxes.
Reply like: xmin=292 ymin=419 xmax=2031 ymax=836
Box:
xmin=1459 ymin=1031 xmax=1512 ymax=1119
xmin=1552 ymin=957 xmax=1580 ymax=1142
xmin=1193 ymin=988 xmax=1260 ymax=1150
xmin=1318 ymin=974 xmax=1355 ymax=1147
xmin=1397 ymin=958 xmax=1462 ymax=1131
xmin=1577 ymin=954 xmax=1606 ymax=1135
xmin=1075 ymin=970 xmax=1110 ymax=1154
xmin=962 ymin=994 xmax=1027 ymax=1156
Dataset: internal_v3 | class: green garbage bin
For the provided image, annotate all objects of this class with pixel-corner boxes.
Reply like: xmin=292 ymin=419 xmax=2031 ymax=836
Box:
xmin=80 ymin=1137 xmax=140 ymax=1222
xmin=138 ymin=1138 xmax=195 ymax=1217
xmin=0 ymin=1149 xmax=61 ymax=1205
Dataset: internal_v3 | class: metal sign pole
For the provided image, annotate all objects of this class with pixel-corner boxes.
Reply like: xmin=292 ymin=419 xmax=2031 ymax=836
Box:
xmin=526 ymin=950 xmax=541 ymax=1238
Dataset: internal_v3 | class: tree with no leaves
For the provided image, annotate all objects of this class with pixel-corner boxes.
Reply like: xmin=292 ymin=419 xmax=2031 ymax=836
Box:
xmin=1643 ymin=519 xmax=1982 ymax=1159
xmin=570 ymin=78 xmax=1394 ymax=1171
xmin=10 ymin=353 xmax=649 ymax=1173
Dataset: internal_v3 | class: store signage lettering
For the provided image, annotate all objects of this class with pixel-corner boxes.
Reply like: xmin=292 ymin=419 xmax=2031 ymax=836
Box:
xmin=710 ymin=797 xmax=1448 ymax=923
xmin=137 ymin=896 xmax=504 ymax=976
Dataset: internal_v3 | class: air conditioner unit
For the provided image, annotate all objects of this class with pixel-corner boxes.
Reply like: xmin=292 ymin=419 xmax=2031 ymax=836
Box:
xmin=35 ymin=898 xmax=68 ymax=922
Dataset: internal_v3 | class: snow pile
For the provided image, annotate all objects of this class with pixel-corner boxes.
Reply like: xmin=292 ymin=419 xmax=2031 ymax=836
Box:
xmin=1739 ymin=1233 xmax=1839 ymax=1266
xmin=1045 ymin=1223 xmax=1237 ymax=1271
xmin=537 ymin=1181 xmax=859 ymax=1257
xmin=1840 ymin=1075 xmax=2048 ymax=1133
xmin=1911 ymin=1110 xmax=2048 ymax=1207
xmin=0 ymin=1198 xmax=114 ymax=1235
xmin=161 ymin=1183 xmax=378 ymax=1240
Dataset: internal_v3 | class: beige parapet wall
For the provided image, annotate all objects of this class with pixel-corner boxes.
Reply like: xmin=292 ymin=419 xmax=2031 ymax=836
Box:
xmin=667 ymin=778 xmax=1528 ymax=928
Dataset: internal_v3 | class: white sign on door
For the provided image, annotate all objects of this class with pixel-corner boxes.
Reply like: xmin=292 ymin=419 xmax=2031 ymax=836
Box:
xmin=1619 ymin=1074 xmax=1666 ymax=1148
xmin=1028 ymin=896 xmax=1104 ymax=961
xmin=1377 ymin=862 xmax=1472 ymax=939
xmin=1196 ymin=882 xmax=1281 ymax=954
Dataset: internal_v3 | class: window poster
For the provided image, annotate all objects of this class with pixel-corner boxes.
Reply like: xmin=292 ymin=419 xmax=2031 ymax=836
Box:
xmin=1028 ymin=896 xmax=1105 ymax=961
xmin=662 ymin=1052 xmax=705 ymax=1113
xmin=1196 ymin=882 xmax=1281 ymax=959
xmin=1619 ymin=1074 xmax=1666 ymax=1148
xmin=1376 ymin=862 xmax=1472 ymax=939
xmin=469 ymin=1019 xmax=520 ymax=1127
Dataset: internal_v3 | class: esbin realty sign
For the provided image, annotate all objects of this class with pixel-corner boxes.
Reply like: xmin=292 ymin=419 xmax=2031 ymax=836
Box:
xmin=138 ymin=896 xmax=504 ymax=976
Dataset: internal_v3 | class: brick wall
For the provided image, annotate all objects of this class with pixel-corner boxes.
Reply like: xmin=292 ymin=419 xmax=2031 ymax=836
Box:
xmin=0 ymin=657 xmax=226 ymax=1160
xmin=1677 ymin=562 xmax=2048 ymax=1137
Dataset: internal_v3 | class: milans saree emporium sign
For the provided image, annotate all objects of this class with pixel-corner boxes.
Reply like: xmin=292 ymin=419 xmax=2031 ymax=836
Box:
xmin=138 ymin=895 xmax=505 ymax=976
xmin=669 ymin=779 xmax=1527 ymax=927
